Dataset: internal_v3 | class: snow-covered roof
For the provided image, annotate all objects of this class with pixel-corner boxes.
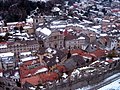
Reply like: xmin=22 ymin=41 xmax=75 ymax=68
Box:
xmin=67 ymin=29 xmax=73 ymax=32
xmin=0 ymin=43 xmax=7 ymax=49
xmin=46 ymin=48 xmax=57 ymax=54
xmin=20 ymin=52 xmax=32 ymax=56
xmin=108 ymin=25 xmax=116 ymax=28
xmin=52 ymin=7 xmax=60 ymax=12
xmin=92 ymin=25 xmax=101 ymax=29
xmin=21 ymin=56 xmax=38 ymax=62
xmin=83 ymin=20 xmax=93 ymax=24
xmin=102 ymin=20 xmax=110 ymax=23
xmin=36 ymin=27 xmax=51 ymax=36
xmin=51 ymin=20 xmax=67 ymax=25
xmin=100 ymin=33 xmax=108 ymax=36
xmin=50 ymin=25 xmax=67 ymax=29
xmin=7 ymin=22 xmax=20 ymax=25
xmin=0 ymin=52 xmax=14 ymax=57
xmin=79 ymin=66 xmax=95 ymax=71
xmin=113 ymin=57 xmax=120 ymax=61
xmin=26 ymin=18 xmax=33 ymax=23
xmin=18 ymin=36 xmax=29 ymax=40
xmin=118 ymin=37 xmax=120 ymax=40
xmin=87 ymin=27 xmax=98 ymax=33
xmin=29 ymin=87 xmax=36 ymax=90
xmin=0 ymin=32 xmax=6 ymax=36
xmin=23 ymin=26 xmax=32 ymax=29
xmin=62 ymin=73 xmax=68 ymax=78
xmin=71 ymin=69 xmax=80 ymax=77
xmin=78 ymin=36 xmax=85 ymax=40
xmin=34 ymin=67 xmax=48 ymax=75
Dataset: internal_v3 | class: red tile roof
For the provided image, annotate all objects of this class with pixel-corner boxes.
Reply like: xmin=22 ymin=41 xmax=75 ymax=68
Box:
xmin=20 ymin=64 xmax=48 ymax=79
xmin=90 ymin=49 xmax=107 ymax=58
xmin=112 ymin=9 xmax=120 ymax=12
xmin=0 ymin=42 xmax=7 ymax=44
xmin=56 ymin=65 xmax=67 ymax=73
xmin=21 ymin=72 xmax=59 ymax=85
xmin=70 ymin=49 xmax=85 ymax=55
xmin=106 ymin=59 xmax=113 ymax=63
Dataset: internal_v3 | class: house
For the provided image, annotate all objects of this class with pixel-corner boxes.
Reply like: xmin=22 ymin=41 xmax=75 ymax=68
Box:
xmin=0 ymin=21 xmax=25 ymax=33
xmin=97 ymin=36 xmax=118 ymax=51
xmin=23 ymin=25 xmax=34 ymax=34
xmin=0 ymin=40 xmax=40 ymax=55
xmin=84 ymin=43 xmax=98 ymax=52
xmin=0 ymin=77 xmax=18 ymax=90
xmin=0 ymin=52 xmax=15 ymax=70
xmin=21 ymin=72 xmax=59 ymax=86
xmin=38 ymin=47 xmax=67 ymax=68
xmin=3 ymin=69 xmax=20 ymax=81
xmin=19 ymin=55 xmax=49 ymax=85
xmin=62 ymin=54 xmax=85 ymax=73
xmin=90 ymin=49 xmax=108 ymax=59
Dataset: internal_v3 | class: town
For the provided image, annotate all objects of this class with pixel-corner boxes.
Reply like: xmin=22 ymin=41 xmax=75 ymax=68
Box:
xmin=0 ymin=0 xmax=120 ymax=90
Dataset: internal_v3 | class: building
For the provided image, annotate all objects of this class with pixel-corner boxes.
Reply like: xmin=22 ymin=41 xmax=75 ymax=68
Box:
xmin=0 ymin=52 xmax=15 ymax=70
xmin=0 ymin=40 xmax=39 ymax=54
xmin=45 ymin=31 xmax=65 ymax=49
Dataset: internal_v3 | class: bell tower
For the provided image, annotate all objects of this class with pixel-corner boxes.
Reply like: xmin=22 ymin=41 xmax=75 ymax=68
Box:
xmin=33 ymin=14 xmax=45 ymax=29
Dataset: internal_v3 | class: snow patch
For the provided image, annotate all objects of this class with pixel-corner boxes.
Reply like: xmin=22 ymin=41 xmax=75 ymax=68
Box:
xmin=34 ymin=68 xmax=48 ymax=75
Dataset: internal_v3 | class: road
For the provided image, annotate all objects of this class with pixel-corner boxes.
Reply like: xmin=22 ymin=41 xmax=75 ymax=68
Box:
xmin=88 ymin=73 xmax=120 ymax=90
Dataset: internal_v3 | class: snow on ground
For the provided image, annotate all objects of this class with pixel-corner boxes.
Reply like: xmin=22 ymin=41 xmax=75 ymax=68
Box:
xmin=76 ymin=73 xmax=120 ymax=90
xmin=98 ymin=78 xmax=120 ymax=90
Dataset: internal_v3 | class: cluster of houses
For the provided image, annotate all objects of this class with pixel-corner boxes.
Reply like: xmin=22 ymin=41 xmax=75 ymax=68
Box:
xmin=0 ymin=0 xmax=120 ymax=90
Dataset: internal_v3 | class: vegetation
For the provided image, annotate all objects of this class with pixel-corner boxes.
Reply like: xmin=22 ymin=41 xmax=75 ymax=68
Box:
xmin=106 ymin=48 xmax=118 ymax=59
xmin=0 ymin=0 xmax=64 ymax=22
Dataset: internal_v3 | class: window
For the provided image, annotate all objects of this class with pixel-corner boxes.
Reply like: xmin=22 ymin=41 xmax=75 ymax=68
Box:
xmin=60 ymin=41 xmax=62 ymax=44
xmin=54 ymin=36 xmax=57 ymax=39
xmin=114 ymin=61 xmax=117 ymax=66
xmin=36 ymin=19 xmax=38 ymax=23
xmin=109 ymin=64 xmax=112 ymax=68
xmin=54 ymin=44 xmax=57 ymax=48
xmin=86 ymin=59 xmax=89 ymax=63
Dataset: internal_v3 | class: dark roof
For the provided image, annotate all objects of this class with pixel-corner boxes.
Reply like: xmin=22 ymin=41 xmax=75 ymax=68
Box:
xmin=39 ymin=47 xmax=66 ymax=67
xmin=63 ymin=55 xmax=85 ymax=71
xmin=23 ymin=82 xmax=34 ymax=89
xmin=65 ymin=33 xmax=78 ymax=40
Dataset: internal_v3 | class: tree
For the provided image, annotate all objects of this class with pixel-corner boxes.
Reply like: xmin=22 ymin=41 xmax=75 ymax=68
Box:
xmin=106 ymin=48 xmax=117 ymax=59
